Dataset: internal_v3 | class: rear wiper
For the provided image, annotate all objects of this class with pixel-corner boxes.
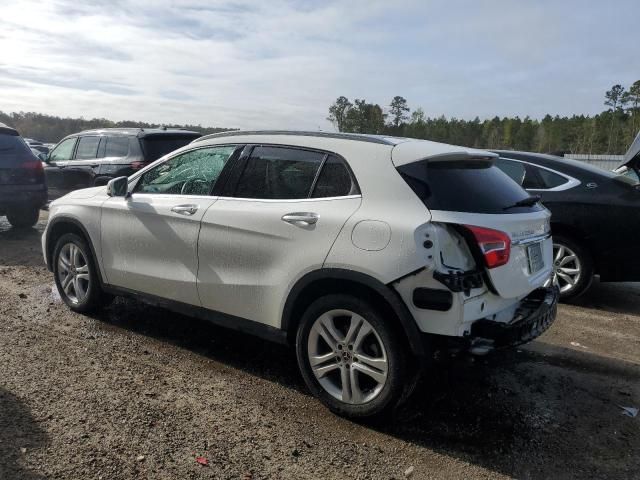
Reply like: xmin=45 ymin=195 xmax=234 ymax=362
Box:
xmin=503 ymin=195 xmax=541 ymax=210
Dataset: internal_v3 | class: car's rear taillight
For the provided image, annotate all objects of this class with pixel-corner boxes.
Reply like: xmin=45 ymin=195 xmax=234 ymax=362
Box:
xmin=464 ymin=225 xmax=511 ymax=269
xmin=22 ymin=159 xmax=45 ymax=183
xmin=130 ymin=161 xmax=147 ymax=170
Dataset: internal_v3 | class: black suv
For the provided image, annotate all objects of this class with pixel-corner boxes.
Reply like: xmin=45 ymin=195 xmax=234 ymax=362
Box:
xmin=0 ymin=123 xmax=47 ymax=228
xmin=44 ymin=128 xmax=202 ymax=200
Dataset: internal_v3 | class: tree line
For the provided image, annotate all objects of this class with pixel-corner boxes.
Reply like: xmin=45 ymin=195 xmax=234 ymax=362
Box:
xmin=0 ymin=111 xmax=235 ymax=143
xmin=328 ymin=81 xmax=640 ymax=155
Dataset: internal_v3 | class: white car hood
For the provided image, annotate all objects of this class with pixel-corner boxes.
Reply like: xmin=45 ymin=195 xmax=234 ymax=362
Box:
xmin=61 ymin=186 xmax=107 ymax=200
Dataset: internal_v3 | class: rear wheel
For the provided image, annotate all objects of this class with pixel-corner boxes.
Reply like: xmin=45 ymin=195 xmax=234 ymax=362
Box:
xmin=295 ymin=294 xmax=407 ymax=418
xmin=549 ymin=234 xmax=593 ymax=300
xmin=53 ymin=233 xmax=111 ymax=313
xmin=7 ymin=206 xmax=40 ymax=228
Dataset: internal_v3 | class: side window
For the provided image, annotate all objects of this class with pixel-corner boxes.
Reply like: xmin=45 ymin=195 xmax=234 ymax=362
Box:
xmin=234 ymin=146 xmax=325 ymax=199
xmin=311 ymin=155 xmax=356 ymax=197
xmin=49 ymin=138 xmax=77 ymax=162
xmin=495 ymin=158 xmax=526 ymax=186
xmin=135 ymin=145 xmax=236 ymax=195
xmin=75 ymin=136 xmax=100 ymax=160
xmin=536 ymin=167 xmax=568 ymax=189
xmin=105 ymin=136 xmax=130 ymax=158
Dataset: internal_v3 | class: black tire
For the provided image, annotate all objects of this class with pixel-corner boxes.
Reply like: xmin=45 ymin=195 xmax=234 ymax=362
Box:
xmin=552 ymin=234 xmax=593 ymax=301
xmin=295 ymin=294 xmax=408 ymax=419
xmin=6 ymin=206 xmax=40 ymax=228
xmin=53 ymin=233 xmax=111 ymax=313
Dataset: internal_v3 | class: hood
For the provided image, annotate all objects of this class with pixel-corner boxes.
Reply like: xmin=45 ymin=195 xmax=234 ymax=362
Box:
xmin=618 ymin=130 xmax=640 ymax=169
xmin=62 ymin=185 xmax=107 ymax=200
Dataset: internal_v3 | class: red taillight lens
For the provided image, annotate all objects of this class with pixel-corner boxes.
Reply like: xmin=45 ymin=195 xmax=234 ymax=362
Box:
xmin=130 ymin=161 xmax=146 ymax=170
xmin=22 ymin=159 xmax=45 ymax=183
xmin=464 ymin=225 xmax=511 ymax=269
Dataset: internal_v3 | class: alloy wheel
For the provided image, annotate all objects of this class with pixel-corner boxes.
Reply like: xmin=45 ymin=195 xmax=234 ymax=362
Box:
xmin=307 ymin=309 xmax=388 ymax=405
xmin=57 ymin=243 xmax=90 ymax=304
xmin=549 ymin=243 xmax=582 ymax=294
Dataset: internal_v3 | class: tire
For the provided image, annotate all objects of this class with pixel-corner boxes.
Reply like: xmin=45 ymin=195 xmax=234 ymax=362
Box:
xmin=550 ymin=234 xmax=593 ymax=301
xmin=7 ymin=206 xmax=40 ymax=228
xmin=295 ymin=294 xmax=408 ymax=418
xmin=53 ymin=233 xmax=110 ymax=313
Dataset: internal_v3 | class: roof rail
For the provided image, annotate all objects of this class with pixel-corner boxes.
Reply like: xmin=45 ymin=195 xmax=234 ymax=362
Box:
xmin=194 ymin=130 xmax=397 ymax=145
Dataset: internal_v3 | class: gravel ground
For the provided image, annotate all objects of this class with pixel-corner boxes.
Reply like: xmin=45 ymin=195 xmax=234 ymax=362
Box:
xmin=1 ymin=212 xmax=638 ymax=479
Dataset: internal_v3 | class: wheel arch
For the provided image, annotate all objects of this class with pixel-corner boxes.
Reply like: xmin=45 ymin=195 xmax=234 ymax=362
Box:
xmin=550 ymin=222 xmax=596 ymax=272
xmin=45 ymin=216 xmax=105 ymax=285
xmin=282 ymin=269 xmax=426 ymax=357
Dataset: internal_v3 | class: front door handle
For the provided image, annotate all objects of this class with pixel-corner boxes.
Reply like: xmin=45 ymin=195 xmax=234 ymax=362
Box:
xmin=281 ymin=212 xmax=319 ymax=225
xmin=171 ymin=204 xmax=198 ymax=216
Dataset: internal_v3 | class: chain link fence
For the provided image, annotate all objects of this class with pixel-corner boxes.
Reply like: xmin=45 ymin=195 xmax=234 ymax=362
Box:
xmin=564 ymin=154 xmax=623 ymax=171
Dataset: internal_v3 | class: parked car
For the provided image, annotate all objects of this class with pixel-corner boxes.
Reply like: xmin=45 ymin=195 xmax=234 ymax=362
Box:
xmin=0 ymin=123 xmax=47 ymax=228
xmin=493 ymin=149 xmax=640 ymax=300
xmin=24 ymin=138 xmax=50 ymax=157
xmin=43 ymin=127 xmax=202 ymax=200
xmin=43 ymin=131 xmax=557 ymax=418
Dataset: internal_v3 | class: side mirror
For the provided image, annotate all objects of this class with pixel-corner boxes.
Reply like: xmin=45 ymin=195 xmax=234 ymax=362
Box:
xmin=106 ymin=176 xmax=130 ymax=197
xmin=38 ymin=152 xmax=48 ymax=162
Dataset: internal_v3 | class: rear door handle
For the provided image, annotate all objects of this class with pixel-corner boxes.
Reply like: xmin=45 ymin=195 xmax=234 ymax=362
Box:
xmin=281 ymin=212 xmax=319 ymax=225
xmin=171 ymin=204 xmax=198 ymax=216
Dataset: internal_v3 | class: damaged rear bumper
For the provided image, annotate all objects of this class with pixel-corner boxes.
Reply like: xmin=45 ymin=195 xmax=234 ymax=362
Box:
xmin=467 ymin=286 xmax=559 ymax=354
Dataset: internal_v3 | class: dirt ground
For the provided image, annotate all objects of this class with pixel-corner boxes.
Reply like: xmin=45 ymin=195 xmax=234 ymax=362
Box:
xmin=1 ymin=212 xmax=638 ymax=480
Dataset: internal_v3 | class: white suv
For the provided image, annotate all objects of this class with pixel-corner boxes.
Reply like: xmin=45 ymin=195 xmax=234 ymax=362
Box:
xmin=42 ymin=131 xmax=558 ymax=418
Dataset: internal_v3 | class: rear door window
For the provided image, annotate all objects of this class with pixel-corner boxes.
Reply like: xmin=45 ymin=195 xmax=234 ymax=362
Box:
xmin=234 ymin=146 xmax=325 ymax=199
xmin=104 ymin=136 xmax=130 ymax=158
xmin=75 ymin=136 xmax=100 ymax=160
xmin=397 ymin=159 xmax=542 ymax=214
xmin=496 ymin=157 xmax=566 ymax=190
xmin=311 ymin=155 xmax=357 ymax=198
xmin=535 ymin=166 xmax=568 ymax=189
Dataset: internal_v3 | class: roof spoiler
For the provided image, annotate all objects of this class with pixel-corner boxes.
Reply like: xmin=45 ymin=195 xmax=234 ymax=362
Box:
xmin=421 ymin=151 xmax=498 ymax=163
xmin=0 ymin=125 xmax=19 ymax=136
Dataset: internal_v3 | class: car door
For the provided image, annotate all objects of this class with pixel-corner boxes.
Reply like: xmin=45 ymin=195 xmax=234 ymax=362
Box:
xmin=44 ymin=137 xmax=77 ymax=200
xmin=197 ymin=146 xmax=362 ymax=328
xmin=100 ymin=144 xmax=239 ymax=306
xmin=63 ymin=135 xmax=102 ymax=192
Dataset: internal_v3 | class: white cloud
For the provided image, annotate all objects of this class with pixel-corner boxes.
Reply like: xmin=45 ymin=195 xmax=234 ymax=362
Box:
xmin=0 ymin=0 xmax=638 ymax=129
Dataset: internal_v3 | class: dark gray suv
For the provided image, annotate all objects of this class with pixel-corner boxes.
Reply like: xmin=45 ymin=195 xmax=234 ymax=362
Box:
xmin=44 ymin=128 xmax=201 ymax=200
xmin=0 ymin=123 xmax=47 ymax=228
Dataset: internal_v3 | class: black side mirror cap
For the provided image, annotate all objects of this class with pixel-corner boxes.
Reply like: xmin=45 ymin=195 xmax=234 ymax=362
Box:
xmin=106 ymin=176 xmax=130 ymax=197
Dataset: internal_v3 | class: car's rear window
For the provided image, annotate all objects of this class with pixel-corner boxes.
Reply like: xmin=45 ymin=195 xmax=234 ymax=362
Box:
xmin=397 ymin=159 xmax=543 ymax=214
xmin=140 ymin=135 xmax=201 ymax=162
xmin=0 ymin=133 xmax=34 ymax=166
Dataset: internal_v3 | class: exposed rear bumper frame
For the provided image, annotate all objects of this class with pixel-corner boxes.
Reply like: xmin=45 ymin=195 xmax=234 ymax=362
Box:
xmin=468 ymin=286 xmax=559 ymax=353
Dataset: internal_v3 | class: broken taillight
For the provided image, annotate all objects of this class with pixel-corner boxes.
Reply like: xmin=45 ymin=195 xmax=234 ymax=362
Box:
xmin=464 ymin=225 xmax=511 ymax=269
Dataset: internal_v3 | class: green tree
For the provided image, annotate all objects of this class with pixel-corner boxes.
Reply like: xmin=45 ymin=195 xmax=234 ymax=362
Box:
xmin=622 ymin=80 xmax=640 ymax=140
xmin=388 ymin=96 xmax=410 ymax=129
xmin=327 ymin=96 xmax=352 ymax=132
xmin=341 ymin=99 xmax=385 ymax=134
xmin=605 ymin=84 xmax=626 ymax=153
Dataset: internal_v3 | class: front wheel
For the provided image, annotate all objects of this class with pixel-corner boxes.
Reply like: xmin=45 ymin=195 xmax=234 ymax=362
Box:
xmin=295 ymin=294 xmax=407 ymax=418
xmin=53 ymin=233 xmax=110 ymax=313
xmin=548 ymin=235 xmax=593 ymax=300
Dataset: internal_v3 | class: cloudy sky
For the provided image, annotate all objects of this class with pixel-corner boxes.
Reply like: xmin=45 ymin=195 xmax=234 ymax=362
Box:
xmin=1 ymin=0 xmax=638 ymax=130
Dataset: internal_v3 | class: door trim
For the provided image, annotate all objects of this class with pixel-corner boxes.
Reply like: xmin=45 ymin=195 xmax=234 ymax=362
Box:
xmin=102 ymin=283 xmax=288 ymax=344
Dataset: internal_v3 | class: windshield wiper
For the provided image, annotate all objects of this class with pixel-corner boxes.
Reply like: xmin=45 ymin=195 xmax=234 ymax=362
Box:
xmin=503 ymin=195 xmax=541 ymax=210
